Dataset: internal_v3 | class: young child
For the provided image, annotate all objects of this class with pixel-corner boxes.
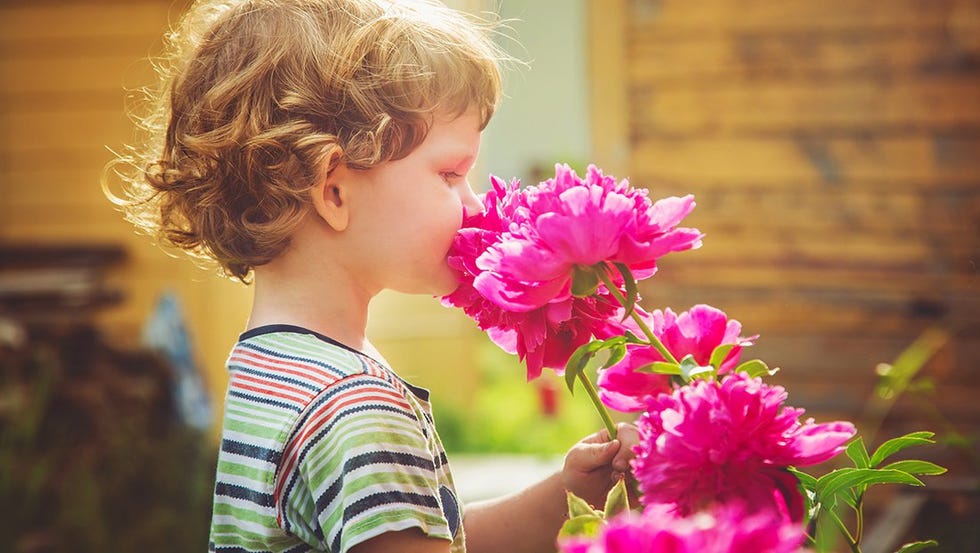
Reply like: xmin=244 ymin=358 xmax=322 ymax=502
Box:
xmin=108 ymin=1 xmax=637 ymax=551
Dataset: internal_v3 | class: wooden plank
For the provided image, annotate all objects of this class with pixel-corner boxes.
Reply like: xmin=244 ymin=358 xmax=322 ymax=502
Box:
xmin=0 ymin=34 xmax=163 ymax=60
xmin=0 ymin=212 xmax=131 ymax=242
xmin=787 ymin=379 xmax=980 ymax=420
xmin=654 ymin=263 xmax=942 ymax=294
xmin=685 ymin=188 xmax=926 ymax=231
xmin=0 ymin=90 xmax=134 ymax=114
xmin=663 ymin=259 xmax=979 ymax=291
xmin=627 ymin=0 xmax=960 ymax=33
xmin=587 ymin=0 xmax=631 ymax=175
xmin=0 ymin=2 xmax=173 ymax=42
xmin=627 ymin=30 xmax=964 ymax=82
xmin=750 ymin=335 xmax=979 ymax=386
xmin=0 ymin=54 xmax=158 ymax=95
xmin=631 ymin=136 xmax=980 ymax=186
xmin=2 ymin=166 xmax=139 ymax=201
xmin=680 ymin=192 xmax=977 ymax=244
xmin=683 ymin=232 xmax=930 ymax=265
xmin=641 ymin=284 xmax=967 ymax=336
xmin=0 ymin=109 xmax=137 ymax=151
xmin=632 ymin=78 xmax=980 ymax=135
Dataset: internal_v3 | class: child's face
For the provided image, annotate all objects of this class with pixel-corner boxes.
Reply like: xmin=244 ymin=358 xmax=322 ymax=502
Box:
xmin=343 ymin=109 xmax=485 ymax=296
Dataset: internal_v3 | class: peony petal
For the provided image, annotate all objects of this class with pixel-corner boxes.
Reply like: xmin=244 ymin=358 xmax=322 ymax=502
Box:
xmin=473 ymin=271 xmax=569 ymax=312
xmin=781 ymin=421 xmax=857 ymax=466
xmin=647 ymin=194 xmax=697 ymax=230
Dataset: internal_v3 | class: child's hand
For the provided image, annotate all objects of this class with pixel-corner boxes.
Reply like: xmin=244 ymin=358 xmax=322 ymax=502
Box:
xmin=561 ymin=422 xmax=639 ymax=508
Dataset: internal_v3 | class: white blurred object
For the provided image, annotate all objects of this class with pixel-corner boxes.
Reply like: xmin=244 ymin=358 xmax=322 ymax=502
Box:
xmin=451 ymin=453 xmax=563 ymax=503
xmin=142 ymin=291 xmax=213 ymax=430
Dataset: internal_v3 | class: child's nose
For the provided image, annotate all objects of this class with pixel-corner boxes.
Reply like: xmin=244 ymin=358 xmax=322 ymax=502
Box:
xmin=460 ymin=182 xmax=484 ymax=217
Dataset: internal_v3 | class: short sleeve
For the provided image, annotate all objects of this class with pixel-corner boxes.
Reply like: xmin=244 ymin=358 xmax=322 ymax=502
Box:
xmin=275 ymin=373 xmax=454 ymax=553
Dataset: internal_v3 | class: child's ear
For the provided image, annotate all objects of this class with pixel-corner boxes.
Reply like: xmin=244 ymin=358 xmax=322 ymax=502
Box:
xmin=310 ymin=151 xmax=350 ymax=232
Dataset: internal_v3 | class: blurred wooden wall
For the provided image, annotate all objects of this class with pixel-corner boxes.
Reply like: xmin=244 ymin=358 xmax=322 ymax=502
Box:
xmin=0 ymin=1 xmax=252 ymax=439
xmin=589 ymin=0 xmax=980 ymax=455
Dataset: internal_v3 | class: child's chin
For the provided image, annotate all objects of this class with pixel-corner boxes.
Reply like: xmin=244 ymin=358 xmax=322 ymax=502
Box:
xmin=428 ymin=278 xmax=458 ymax=298
xmin=430 ymin=272 xmax=463 ymax=297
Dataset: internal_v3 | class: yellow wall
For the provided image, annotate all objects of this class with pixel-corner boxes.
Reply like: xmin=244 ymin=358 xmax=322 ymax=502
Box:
xmin=0 ymin=2 xmax=251 ymax=438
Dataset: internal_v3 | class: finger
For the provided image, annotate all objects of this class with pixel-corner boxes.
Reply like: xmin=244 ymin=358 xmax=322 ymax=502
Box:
xmin=568 ymin=439 xmax=620 ymax=471
xmin=612 ymin=453 xmax=632 ymax=473
xmin=615 ymin=422 xmax=638 ymax=443
xmin=578 ymin=428 xmax=610 ymax=445
xmin=606 ymin=425 xmax=636 ymax=472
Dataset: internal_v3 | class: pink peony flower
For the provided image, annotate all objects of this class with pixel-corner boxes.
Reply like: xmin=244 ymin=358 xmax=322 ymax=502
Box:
xmin=597 ymin=304 xmax=756 ymax=412
xmin=443 ymin=166 xmax=701 ymax=379
xmin=559 ymin=502 xmax=806 ymax=553
xmin=442 ymin=175 xmax=627 ymax=379
xmin=473 ymin=164 xmax=702 ymax=312
xmin=631 ymin=372 xmax=856 ymax=521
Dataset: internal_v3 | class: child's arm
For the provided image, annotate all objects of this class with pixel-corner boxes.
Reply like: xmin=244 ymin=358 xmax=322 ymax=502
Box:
xmin=349 ymin=528 xmax=452 ymax=553
xmin=463 ymin=423 xmax=639 ymax=553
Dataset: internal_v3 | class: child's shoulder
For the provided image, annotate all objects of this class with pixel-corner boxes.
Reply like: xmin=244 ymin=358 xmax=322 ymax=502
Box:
xmin=227 ymin=324 xmax=418 ymax=407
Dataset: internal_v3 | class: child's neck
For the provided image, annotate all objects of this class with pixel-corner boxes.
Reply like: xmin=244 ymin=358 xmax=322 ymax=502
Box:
xmin=247 ymin=251 xmax=374 ymax=354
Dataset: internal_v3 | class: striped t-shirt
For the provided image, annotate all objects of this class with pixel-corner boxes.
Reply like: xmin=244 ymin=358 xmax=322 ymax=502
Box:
xmin=209 ymin=325 xmax=464 ymax=553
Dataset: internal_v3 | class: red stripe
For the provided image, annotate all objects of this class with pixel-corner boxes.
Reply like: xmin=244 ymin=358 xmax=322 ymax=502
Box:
xmin=232 ymin=372 xmax=315 ymax=403
xmin=232 ymin=381 xmax=309 ymax=405
xmin=231 ymin=348 xmax=334 ymax=387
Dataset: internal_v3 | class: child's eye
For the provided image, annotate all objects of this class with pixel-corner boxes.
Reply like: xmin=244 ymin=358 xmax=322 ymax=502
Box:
xmin=441 ymin=171 xmax=464 ymax=183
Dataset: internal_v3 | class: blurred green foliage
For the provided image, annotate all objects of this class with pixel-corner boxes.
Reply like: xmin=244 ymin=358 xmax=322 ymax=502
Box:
xmin=433 ymin=337 xmax=619 ymax=454
xmin=0 ymin=326 xmax=215 ymax=553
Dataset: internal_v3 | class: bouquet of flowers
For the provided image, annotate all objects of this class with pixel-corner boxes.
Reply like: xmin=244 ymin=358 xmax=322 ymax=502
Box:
xmin=443 ymin=164 xmax=945 ymax=553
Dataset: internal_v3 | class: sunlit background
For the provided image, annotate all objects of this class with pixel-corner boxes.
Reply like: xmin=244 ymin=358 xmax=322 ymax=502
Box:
xmin=1 ymin=0 xmax=978 ymax=551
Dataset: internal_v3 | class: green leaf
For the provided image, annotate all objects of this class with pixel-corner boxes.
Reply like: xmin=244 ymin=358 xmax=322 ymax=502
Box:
xmin=869 ymin=432 xmax=936 ymax=468
xmin=788 ymin=467 xmax=818 ymax=492
xmin=571 ymin=267 xmax=600 ymax=297
xmin=612 ymin=262 xmax=639 ymax=320
xmin=874 ymin=328 xmax=948 ymax=400
xmin=708 ymin=344 xmax=735 ymax=371
xmin=623 ymin=330 xmax=647 ymax=345
xmin=816 ymin=468 xmax=923 ymax=500
xmin=567 ymin=491 xmax=601 ymax=519
xmin=603 ymin=477 xmax=631 ymax=519
xmin=565 ymin=340 xmax=606 ymax=394
xmin=601 ymin=343 xmax=627 ymax=369
xmin=838 ymin=486 xmax=859 ymax=509
xmin=894 ymin=540 xmax=939 ymax=553
xmin=843 ymin=438 xmax=872 ymax=499
xmin=558 ymin=514 xmax=603 ymax=540
xmin=907 ymin=377 xmax=935 ymax=393
xmin=880 ymin=460 xmax=947 ymax=476
xmin=635 ymin=361 xmax=682 ymax=376
xmin=846 ymin=437 xmax=871 ymax=469
xmin=734 ymin=358 xmax=777 ymax=378
xmin=812 ymin=508 xmax=839 ymax=552
xmin=679 ymin=355 xmax=714 ymax=382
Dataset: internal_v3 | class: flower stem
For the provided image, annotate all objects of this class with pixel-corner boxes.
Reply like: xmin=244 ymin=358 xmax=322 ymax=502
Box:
xmin=854 ymin=496 xmax=864 ymax=544
xmin=596 ymin=264 xmax=679 ymax=365
xmin=577 ymin=370 xmax=618 ymax=440
xmin=827 ymin=508 xmax=862 ymax=553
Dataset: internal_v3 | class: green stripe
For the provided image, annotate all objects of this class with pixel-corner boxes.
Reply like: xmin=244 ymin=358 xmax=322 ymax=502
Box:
xmin=217 ymin=460 xmax=275 ymax=483
xmin=225 ymin=416 xmax=287 ymax=441
xmin=211 ymin=503 xmax=278 ymax=529
xmin=226 ymin=396 xmax=292 ymax=419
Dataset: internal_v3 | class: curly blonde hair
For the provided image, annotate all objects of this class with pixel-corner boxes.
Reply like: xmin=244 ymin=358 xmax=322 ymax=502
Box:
xmin=105 ymin=0 xmax=505 ymax=282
